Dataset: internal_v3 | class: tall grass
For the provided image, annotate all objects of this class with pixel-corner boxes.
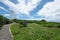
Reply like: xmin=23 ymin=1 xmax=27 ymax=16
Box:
xmin=10 ymin=23 xmax=60 ymax=40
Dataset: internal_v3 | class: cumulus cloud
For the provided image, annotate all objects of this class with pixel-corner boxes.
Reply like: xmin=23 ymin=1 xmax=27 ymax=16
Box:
xmin=0 ymin=6 xmax=8 ymax=11
xmin=37 ymin=0 xmax=60 ymax=22
xmin=4 ymin=14 xmax=10 ymax=17
xmin=15 ymin=13 xmax=43 ymax=20
xmin=0 ymin=0 xmax=60 ymax=22
xmin=1 ymin=0 xmax=41 ymax=15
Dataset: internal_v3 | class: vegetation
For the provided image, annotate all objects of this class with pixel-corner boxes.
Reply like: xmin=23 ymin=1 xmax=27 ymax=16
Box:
xmin=12 ymin=19 xmax=60 ymax=28
xmin=0 ymin=15 xmax=11 ymax=29
xmin=0 ymin=15 xmax=60 ymax=40
xmin=10 ymin=22 xmax=60 ymax=40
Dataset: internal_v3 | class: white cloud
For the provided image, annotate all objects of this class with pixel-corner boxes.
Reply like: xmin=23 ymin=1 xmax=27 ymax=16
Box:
xmin=37 ymin=0 xmax=60 ymax=22
xmin=3 ymin=14 xmax=11 ymax=19
xmin=0 ymin=0 xmax=42 ymax=20
xmin=1 ymin=0 xmax=60 ymax=22
xmin=16 ymin=13 xmax=43 ymax=20
xmin=4 ymin=14 xmax=10 ymax=17
xmin=0 ymin=6 xmax=8 ymax=11
xmin=1 ymin=0 xmax=41 ymax=15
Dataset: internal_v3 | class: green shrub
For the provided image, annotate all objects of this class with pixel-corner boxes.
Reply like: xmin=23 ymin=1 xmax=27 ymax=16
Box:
xmin=40 ymin=22 xmax=60 ymax=28
xmin=45 ymin=24 xmax=54 ymax=28
xmin=57 ymin=24 xmax=60 ymax=28
xmin=40 ymin=19 xmax=46 ymax=22
xmin=19 ymin=24 xmax=24 ymax=28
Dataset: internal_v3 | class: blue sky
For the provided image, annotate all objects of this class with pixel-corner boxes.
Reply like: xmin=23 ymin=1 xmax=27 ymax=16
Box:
xmin=0 ymin=0 xmax=60 ymax=22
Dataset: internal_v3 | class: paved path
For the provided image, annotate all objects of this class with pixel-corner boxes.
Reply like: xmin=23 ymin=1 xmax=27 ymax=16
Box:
xmin=0 ymin=24 xmax=12 ymax=40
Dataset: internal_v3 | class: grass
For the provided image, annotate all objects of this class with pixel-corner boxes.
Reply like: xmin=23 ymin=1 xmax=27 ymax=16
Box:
xmin=39 ymin=22 xmax=60 ymax=28
xmin=10 ymin=23 xmax=60 ymax=40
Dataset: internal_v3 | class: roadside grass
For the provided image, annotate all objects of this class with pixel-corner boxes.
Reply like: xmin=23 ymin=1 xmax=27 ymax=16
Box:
xmin=10 ymin=23 xmax=60 ymax=40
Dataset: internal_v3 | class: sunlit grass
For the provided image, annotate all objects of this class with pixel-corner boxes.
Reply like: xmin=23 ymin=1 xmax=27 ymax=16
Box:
xmin=10 ymin=23 xmax=60 ymax=40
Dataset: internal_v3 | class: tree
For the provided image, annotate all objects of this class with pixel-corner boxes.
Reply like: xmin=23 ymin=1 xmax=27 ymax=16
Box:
xmin=0 ymin=15 xmax=10 ymax=29
xmin=41 ymin=19 xmax=46 ymax=22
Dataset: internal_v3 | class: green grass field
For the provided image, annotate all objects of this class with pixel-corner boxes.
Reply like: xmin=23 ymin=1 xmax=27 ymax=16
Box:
xmin=10 ymin=23 xmax=60 ymax=40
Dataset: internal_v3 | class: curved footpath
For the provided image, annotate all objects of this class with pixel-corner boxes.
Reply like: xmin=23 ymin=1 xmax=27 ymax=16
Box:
xmin=0 ymin=24 xmax=13 ymax=40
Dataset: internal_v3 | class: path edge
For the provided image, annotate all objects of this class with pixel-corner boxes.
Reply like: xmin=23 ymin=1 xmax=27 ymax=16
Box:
xmin=9 ymin=24 xmax=14 ymax=39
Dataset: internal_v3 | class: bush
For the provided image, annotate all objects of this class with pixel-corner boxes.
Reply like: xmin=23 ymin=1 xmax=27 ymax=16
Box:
xmin=57 ymin=24 xmax=60 ymax=28
xmin=42 ymin=22 xmax=58 ymax=28
xmin=19 ymin=24 xmax=24 ymax=28
xmin=40 ymin=19 xmax=46 ymax=22
xmin=45 ymin=24 xmax=55 ymax=28
xmin=0 ymin=15 xmax=10 ymax=25
xmin=22 ymin=20 xmax=27 ymax=27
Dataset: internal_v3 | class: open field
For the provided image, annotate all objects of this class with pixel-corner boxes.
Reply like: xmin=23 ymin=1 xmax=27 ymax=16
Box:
xmin=10 ymin=23 xmax=60 ymax=40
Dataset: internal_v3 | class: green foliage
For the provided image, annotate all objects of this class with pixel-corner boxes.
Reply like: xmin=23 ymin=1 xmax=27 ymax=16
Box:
xmin=0 ymin=15 xmax=11 ymax=29
xmin=10 ymin=23 xmax=20 ymax=35
xmin=39 ymin=22 xmax=60 ymax=28
xmin=40 ymin=19 xmax=46 ymax=22
xmin=22 ymin=20 xmax=27 ymax=27
xmin=12 ymin=19 xmax=60 ymax=28
xmin=0 ymin=15 xmax=10 ymax=24
xmin=10 ymin=19 xmax=60 ymax=40
xmin=10 ymin=23 xmax=60 ymax=40
xmin=19 ymin=24 xmax=24 ymax=28
xmin=57 ymin=24 xmax=60 ymax=28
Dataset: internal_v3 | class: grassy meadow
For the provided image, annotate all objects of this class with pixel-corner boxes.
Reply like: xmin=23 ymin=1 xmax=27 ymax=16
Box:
xmin=10 ymin=21 xmax=60 ymax=40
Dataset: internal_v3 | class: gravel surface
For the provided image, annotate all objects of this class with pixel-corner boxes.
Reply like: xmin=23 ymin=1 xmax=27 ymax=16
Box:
xmin=0 ymin=24 xmax=12 ymax=40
